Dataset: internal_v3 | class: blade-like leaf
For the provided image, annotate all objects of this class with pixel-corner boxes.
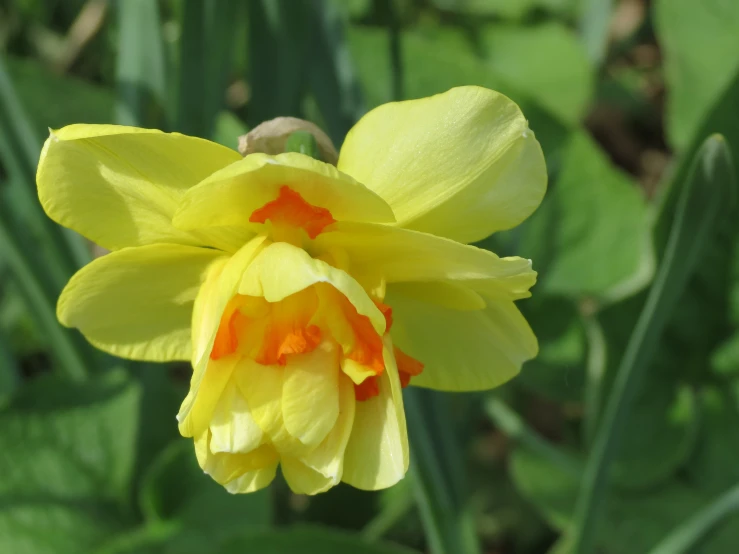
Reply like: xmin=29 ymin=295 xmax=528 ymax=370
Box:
xmin=569 ymin=135 xmax=737 ymax=553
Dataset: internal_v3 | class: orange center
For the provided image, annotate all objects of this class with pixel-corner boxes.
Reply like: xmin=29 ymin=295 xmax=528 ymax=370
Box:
xmin=249 ymin=185 xmax=336 ymax=239
xmin=213 ymin=186 xmax=423 ymax=400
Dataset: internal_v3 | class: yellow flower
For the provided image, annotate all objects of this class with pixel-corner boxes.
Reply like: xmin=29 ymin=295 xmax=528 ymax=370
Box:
xmin=37 ymin=86 xmax=546 ymax=495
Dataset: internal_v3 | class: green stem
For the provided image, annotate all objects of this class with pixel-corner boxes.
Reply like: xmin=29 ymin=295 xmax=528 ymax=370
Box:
xmin=361 ymin=488 xmax=414 ymax=542
xmin=582 ymin=314 xmax=607 ymax=445
xmin=569 ymin=136 xmax=734 ymax=554
xmin=647 ymin=483 xmax=739 ymax=554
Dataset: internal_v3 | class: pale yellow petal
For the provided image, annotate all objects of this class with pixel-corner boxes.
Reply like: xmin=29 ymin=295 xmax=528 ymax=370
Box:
xmin=172 ymin=152 xmax=395 ymax=233
xmin=387 ymin=287 xmax=538 ymax=391
xmin=178 ymin=236 xmax=268 ymax=436
xmin=282 ymin=346 xmax=340 ymax=447
xmin=224 ymin=464 xmax=278 ymax=494
xmin=341 ymin=358 xmax=378 ymax=385
xmin=209 ymin=376 xmax=264 ymax=454
xmin=342 ymin=338 xmax=408 ymax=490
xmin=314 ymin=221 xmax=537 ymax=300
xmin=178 ymin=354 xmax=238 ymax=438
xmin=281 ymin=457 xmax=335 ymax=495
xmin=239 ymin=241 xmax=386 ymax=334
xmin=37 ymin=124 xmax=244 ymax=250
xmin=338 ymin=86 xmax=546 ymax=243
xmin=57 ymin=243 xmax=224 ymax=362
xmin=205 ymin=443 xmax=279 ymax=485
xmin=299 ymin=372 xmax=356 ymax=480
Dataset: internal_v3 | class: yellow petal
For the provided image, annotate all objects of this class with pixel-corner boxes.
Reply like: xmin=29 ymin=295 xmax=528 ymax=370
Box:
xmin=342 ymin=338 xmax=408 ymax=490
xmin=281 ymin=457 xmax=335 ymax=495
xmin=338 ymin=86 xmax=547 ymax=243
xmin=178 ymin=354 xmax=238 ymax=438
xmin=209 ymin=376 xmax=264 ymax=454
xmin=234 ymin=358 xmax=309 ymax=457
xmin=387 ymin=281 xmax=485 ymax=311
xmin=341 ymin=358 xmax=378 ymax=385
xmin=178 ymin=236 xmax=268 ymax=436
xmin=239 ymin=241 xmax=386 ymax=334
xmin=57 ymin=243 xmax=224 ymax=362
xmin=299 ymin=372 xmax=356 ymax=481
xmin=387 ymin=287 xmax=537 ymax=391
xmin=37 ymin=124 xmax=243 ymax=250
xmin=224 ymin=464 xmax=279 ymax=494
xmin=282 ymin=346 xmax=340 ymax=447
xmin=204 ymin=441 xmax=279 ymax=485
xmin=314 ymin=221 xmax=537 ymax=300
xmin=172 ymin=152 xmax=395 ymax=233
xmin=192 ymin=235 xmax=269 ymax=368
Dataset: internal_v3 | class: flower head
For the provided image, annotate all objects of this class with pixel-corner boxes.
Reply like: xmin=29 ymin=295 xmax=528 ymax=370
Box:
xmin=38 ymin=86 xmax=546 ymax=494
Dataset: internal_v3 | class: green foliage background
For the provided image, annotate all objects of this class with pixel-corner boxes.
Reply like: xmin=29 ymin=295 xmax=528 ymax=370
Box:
xmin=1 ymin=0 xmax=738 ymax=553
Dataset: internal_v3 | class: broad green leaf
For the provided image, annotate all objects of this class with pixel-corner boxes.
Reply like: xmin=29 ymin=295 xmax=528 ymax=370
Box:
xmin=516 ymin=297 xmax=586 ymax=403
xmin=511 ymin=447 xmax=739 ymax=554
xmin=430 ymin=0 xmax=576 ymax=19
xmin=578 ymin=0 xmax=613 ymax=66
xmin=527 ymin=132 xmax=654 ymax=302
xmin=685 ymin=387 xmax=739 ymax=496
xmin=0 ymin=370 xmax=140 ymax=554
xmin=655 ymin=0 xmax=739 ymax=150
xmin=218 ymin=526 xmax=419 ymax=554
xmin=480 ymin=23 xmax=594 ymax=125
xmin=139 ymin=439 xmax=272 ymax=546
xmin=116 ymin=0 xmax=167 ymax=127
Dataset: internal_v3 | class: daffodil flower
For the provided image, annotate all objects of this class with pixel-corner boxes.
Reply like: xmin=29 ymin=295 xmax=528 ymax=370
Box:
xmin=37 ymin=86 xmax=546 ymax=495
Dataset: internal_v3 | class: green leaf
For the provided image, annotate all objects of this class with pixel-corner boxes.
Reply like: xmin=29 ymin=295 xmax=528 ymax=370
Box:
xmin=511 ymin=447 xmax=739 ymax=554
xmin=516 ymin=297 xmax=586 ymax=403
xmin=578 ymin=0 xmax=613 ymax=66
xmin=405 ymin=389 xmax=481 ymax=554
xmin=524 ymin=132 xmax=654 ymax=302
xmin=430 ymin=0 xmax=576 ymax=19
xmin=246 ymin=0 xmax=306 ymax=125
xmin=176 ymin=0 xmax=243 ymax=138
xmin=115 ymin=0 xmax=168 ymax=127
xmin=655 ymin=0 xmax=739 ymax=150
xmin=303 ymin=0 xmax=364 ymax=144
xmin=0 ymin=370 xmax=141 ymax=554
xmin=569 ymin=135 xmax=736 ymax=554
xmin=480 ymin=23 xmax=594 ymax=126
xmin=139 ymin=439 xmax=272 ymax=545
xmin=213 ymin=111 xmax=249 ymax=150
xmin=5 ymin=56 xmax=114 ymax=134
xmin=218 ymin=526 xmax=419 ymax=554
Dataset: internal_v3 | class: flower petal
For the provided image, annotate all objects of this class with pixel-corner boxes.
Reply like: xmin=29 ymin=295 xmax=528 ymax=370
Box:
xmin=179 ymin=354 xmax=239 ymax=439
xmin=239 ymin=241 xmax=386 ymax=334
xmin=57 ymin=243 xmax=224 ymax=362
xmin=172 ymin=152 xmax=395 ymax=233
xmin=387 ymin=287 xmax=537 ymax=391
xmin=209 ymin=376 xmax=264 ymax=454
xmin=338 ymin=86 xmax=547 ymax=243
xmin=342 ymin=338 xmax=408 ymax=490
xmin=281 ymin=457 xmax=335 ymax=495
xmin=37 ymin=124 xmax=243 ymax=250
xmin=299 ymin=372 xmax=356 ymax=480
xmin=282 ymin=346 xmax=340 ymax=447
xmin=178 ymin=236 xmax=268 ymax=436
xmin=224 ymin=464 xmax=278 ymax=494
xmin=314 ymin=222 xmax=537 ymax=300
